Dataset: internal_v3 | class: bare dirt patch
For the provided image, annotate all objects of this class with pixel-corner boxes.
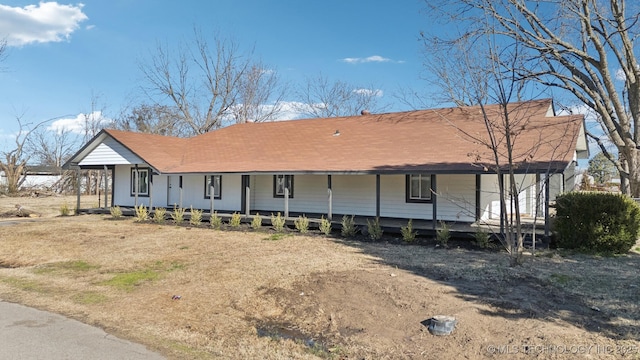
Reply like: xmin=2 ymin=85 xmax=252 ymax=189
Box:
xmin=0 ymin=196 xmax=638 ymax=359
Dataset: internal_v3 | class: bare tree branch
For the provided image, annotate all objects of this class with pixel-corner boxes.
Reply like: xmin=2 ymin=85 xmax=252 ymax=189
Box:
xmin=424 ymin=0 xmax=640 ymax=195
xmin=294 ymin=73 xmax=388 ymax=118
xmin=138 ymin=29 xmax=286 ymax=134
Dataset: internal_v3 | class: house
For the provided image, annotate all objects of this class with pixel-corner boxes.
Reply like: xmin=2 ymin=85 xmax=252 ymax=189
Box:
xmin=63 ymin=99 xmax=588 ymax=235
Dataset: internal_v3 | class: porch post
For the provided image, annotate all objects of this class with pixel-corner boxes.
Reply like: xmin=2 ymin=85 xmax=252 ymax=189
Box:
xmin=75 ymin=167 xmax=81 ymax=214
xmin=284 ymin=187 xmax=289 ymax=218
xmin=475 ymin=174 xmax=481 ymax=221
xmin=148 ymin=172 xmax=153 ymax=210
xmin=327 ymin=175 xmax=332 ymax=221
xmin=376 ymin=174 xmax=380 ymax=218
xmin=544 ymin=175 xmax=550 ymax=238
xmin=209 ymin=180 xmax=214 ymax=215
xmin=432 ymin=174 xmax=437 ymax=230
xmin=134 ymin=165 xmax=139 ymax=207
xmin=179 ymin=175 xmax=183 ymax=208
xmin=499 ymin=173 xmax=505 ymax=236
xmin=103 ymin=165 xmax=108 ymax=208
xmin=241 ymin=175 xmax=250 ymax=216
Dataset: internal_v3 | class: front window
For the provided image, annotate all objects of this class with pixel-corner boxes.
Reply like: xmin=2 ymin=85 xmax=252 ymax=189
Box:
xmin=130 ymin=168 xmax=149 ymax=196
xmin=406 ymin=174 xmax=432 ymax=202
xmin=274 ymin=175 xmax=294 ymax=198
xmin=205 ymin=175 xmax=222 ymax=199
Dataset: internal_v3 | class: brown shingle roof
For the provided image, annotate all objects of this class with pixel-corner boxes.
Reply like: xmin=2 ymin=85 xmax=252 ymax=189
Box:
xmin=103 ymin=99 xmax=584 ymax=174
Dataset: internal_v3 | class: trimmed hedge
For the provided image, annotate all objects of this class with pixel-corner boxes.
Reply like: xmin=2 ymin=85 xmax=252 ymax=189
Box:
xmin=553 ymin=192 xmax=640 ymax=254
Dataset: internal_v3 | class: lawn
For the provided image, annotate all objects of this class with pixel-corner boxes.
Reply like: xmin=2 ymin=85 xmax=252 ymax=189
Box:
xmin=0 ymin=195 xmax=638 ymax=359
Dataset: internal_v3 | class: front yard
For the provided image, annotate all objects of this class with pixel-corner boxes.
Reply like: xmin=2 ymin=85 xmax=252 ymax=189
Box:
xmin=0 ymin=195 xmax=638 ymax=359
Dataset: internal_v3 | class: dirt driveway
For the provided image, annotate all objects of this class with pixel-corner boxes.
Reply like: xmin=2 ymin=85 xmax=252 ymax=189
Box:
xmin=0 ymin=195 xmax=638 ymax=359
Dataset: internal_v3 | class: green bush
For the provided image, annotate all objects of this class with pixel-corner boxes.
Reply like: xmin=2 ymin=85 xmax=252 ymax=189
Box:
xmin=153 ymin=207 xmax=166 ymax=224
xmin=134 ymin=205 xmax=148 ymax=222
xmin=271 ymin=212 xmax=286 ymax=232
xmin=171 ymin=206 xmax=185 ymax=225
xmin=341 ymin=215 xmax=358 ymax=238
xmin=251 ymin=213 xmax=263 ymax=230
xmin=190 ymin=207 xmax=203 ymax=226
xmin=436 ymin=221 xmax=450 ymax=247
xmin=110 ymin=206 xmax=123 ymax=219
xmin=553 ymin=192 xmax=640 ymax=254
xmin=210 ymin=211 xmax=222 ymax=229
xmin=367 ymin=217 xmax=383 ymax=241
xmin=319 ymin=216 xmax=332 ymax=235
xmin=294 ymin=215 xmax=309 ymax=234
xmin=229 ymin=212 xmax=242 ymax=228
xmin=473 ymin=229 xmax=492 ymax=249
xmin=401 ymin=219 xmax=418 ymax=242
xmin=59 ymin=202 xmax=72 ymax=216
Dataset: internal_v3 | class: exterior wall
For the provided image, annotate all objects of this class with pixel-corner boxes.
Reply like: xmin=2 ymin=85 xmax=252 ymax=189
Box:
xmin=549 ymin=173 xmax=564 ymax=201
xmin=250 ymin=174 xmax=332 ymax=215
xmin=436 ymin=174 xmax=476 ymax=222
xmin=379 ymin=175 xmax=432 ymax=220
xmin=332 ymin=175 xmax=376 ymax=216
xmin=249 ymin=174 xmax=474 ymax=221
xmin=79 ymin=137 xmax=141 ymax=166
xmin=110 ymin=168 xmax=563 ymax=222
xmin=564 ymin=160 xmax=577 ymax=191
xmin=113 ymin=166 xmax=242 ymax=211
xmin=113 ymin=165 xmax=139 ymax=206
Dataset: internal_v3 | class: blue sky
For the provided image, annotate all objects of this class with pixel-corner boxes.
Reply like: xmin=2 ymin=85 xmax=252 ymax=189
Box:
xmin=0 ymin=0 xmax=431 ymax=145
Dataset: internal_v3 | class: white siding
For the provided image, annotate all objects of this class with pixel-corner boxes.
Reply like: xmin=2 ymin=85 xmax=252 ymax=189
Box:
xmin=179 ymin=174 xmax=242 ymax=211
xmin=151 ymin=174 xmax=168 ymax=207
xmin=549 ymin=173 xmax=564 ymax=201
xmin=251 ymin=175 xmax=277 ymax=212
xmin=79 ymin=137 xmax=141 ymax=166
xmin=437 ymin=174 xmax=476 ymax=222
xmin=113 ymin=165 xmax=137 ymax=206
xmin=113 ymin=167 xmax=242 ymax=211
xmin=250 ymin=175 xmax=329 ymax=215
xmin=332 ymin=175 xmax=376 ymax=216
xmin=379 ymin=175 xmax=433 ymax=220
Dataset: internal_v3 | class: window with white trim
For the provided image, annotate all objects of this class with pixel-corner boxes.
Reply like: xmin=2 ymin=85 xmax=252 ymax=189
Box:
xmin=205 ymin=175 xmax=222 ymax=199
xmin=406 ymin=174 xmax=432 ymax=202
xmin=130 ymin=168 xmax=150 ymax=196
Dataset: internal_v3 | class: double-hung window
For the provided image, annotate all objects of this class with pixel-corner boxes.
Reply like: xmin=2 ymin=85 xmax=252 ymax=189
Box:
xmin=273 ymin=175 xmax=294 ymax=198
xmin=204 ymin=175 xmax=222 ymax=199
xmin=406 ymin=174 xmax=432 ymax=202
xmin=130 ymin=168 xmax=150 ymax=197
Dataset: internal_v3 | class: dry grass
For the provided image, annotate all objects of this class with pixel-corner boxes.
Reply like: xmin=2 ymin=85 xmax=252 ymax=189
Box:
xmin=0 ymin=195 xmax=639 ymax=359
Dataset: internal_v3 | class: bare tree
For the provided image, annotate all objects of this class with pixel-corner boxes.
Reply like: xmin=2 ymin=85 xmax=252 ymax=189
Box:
xmin=231 ymin=62 xmax=288 ymax=124
xmin=423 ymin=33 xmax=579 ymax=265
xmin=139 ymin=29 xmax=286 ymax=134
xmin=79 ymin=94 xmax=111 ymax=195
xmin=0 ymin=115 xmax=50 ymax=195
xmin=294 ymin=73 xmax=388 ymax=118
xmin=425 ymin=0 xmax=640 ymax=195
xmin=26 ymin=127 xmax=78 ymax=168
xmin=115 ymin=103 xmax=187 ymax=136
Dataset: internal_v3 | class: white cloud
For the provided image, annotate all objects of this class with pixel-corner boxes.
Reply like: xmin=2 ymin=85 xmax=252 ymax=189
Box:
xmin=353 ymin=88 xmax=383 ymax=97
xmin=340 ymin=55 xmax=403 ymax=64
xmin=616 ymin=68 xmax=626 ymax=81
xmin=48 ymin=111 xmax=110 ymax=134
xmin=0 ymin=2 xmax=89 ymax=46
